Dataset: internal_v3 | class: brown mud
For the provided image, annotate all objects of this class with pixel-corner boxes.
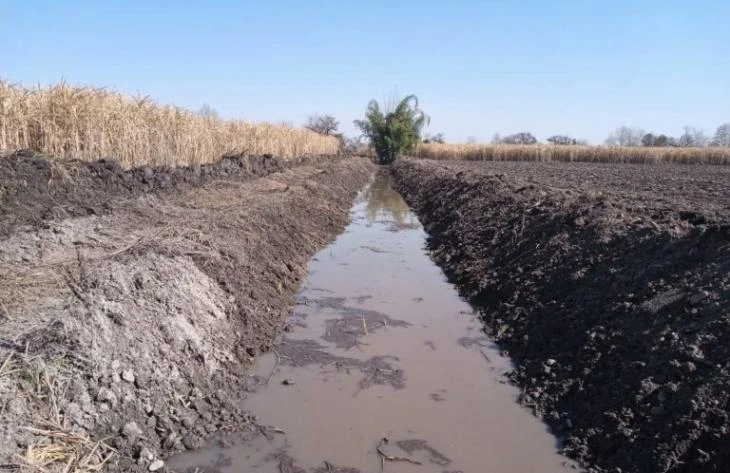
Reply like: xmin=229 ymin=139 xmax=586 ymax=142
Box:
xmin=0 ymin=153 xmax=373 ymax=472
xmin=392 ymin=159 xmax=730 ymax=473
xmin=169 ymin=171 xmax=577 ymax=473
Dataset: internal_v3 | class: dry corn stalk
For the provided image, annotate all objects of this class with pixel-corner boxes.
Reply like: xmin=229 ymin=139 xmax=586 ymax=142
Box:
xmin=417 ymin=143 xmax=730 ymax=165
xmin=0 ymin=80 xmax=339 ymax=168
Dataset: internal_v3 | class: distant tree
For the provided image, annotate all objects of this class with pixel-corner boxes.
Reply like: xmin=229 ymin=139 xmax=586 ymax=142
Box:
xmin=305 ymin=114 xmax=339 ymax=135
xmin=198 ymin=104 xmax=219 ymax=119
xmin=655 ymin=134 xmax=670 ymax=146
xmin=677 ymin=126 xmax=708 ymax=147
xmin=547 ymin=135 xmax=578 ymax=145
xmin=502 ymin=132 xmax=538 ymax=145
xmin=467 ymin=136 xmax=478 ymax=144
xmin=423 ymin=132 xmax=445 ymax=144
xmin=605 ymin=126 xmax=645 ymax=147
xmin=641 ymin=133 xmax=671 ymax=147
xmin=641 ymin=133 xmax=656 ymax=147
xmin=710 ymin=123 xmax=730 ymax=147
xmin=641 ymin=133 xmax=676 ymax=146
xmin=490 ymin=134 xmax=501 ymax=144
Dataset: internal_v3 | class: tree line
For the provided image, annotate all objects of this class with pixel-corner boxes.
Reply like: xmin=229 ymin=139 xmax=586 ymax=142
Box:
xmin=300 ymin=99 xmax=730 ymax=164
xmin=487 ymin=124 xmax=730 ymax=147
xmin=604 ymin=124 xmax=730 ymax=147
xmin=488 ymin=132 xmax=589 ymax=146
xmin=301 ymin=111 xmax=730 ymax=149
xmin=486 ymin=124 xmax=730 ymax=148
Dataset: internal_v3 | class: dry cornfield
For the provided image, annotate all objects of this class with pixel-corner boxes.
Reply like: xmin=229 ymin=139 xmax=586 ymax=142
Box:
xmin=0 ymin=81 xmax=340 ymax=168
xmin=417 ymin=143 xmax=730 ymax=165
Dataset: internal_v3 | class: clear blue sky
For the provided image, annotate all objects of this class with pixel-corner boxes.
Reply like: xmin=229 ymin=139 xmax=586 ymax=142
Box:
xmin=2 ymin=0 xmax=728 ymax=144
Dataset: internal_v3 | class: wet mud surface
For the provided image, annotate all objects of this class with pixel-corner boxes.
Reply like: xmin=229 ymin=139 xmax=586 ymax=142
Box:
xmin=0 ymin=154 xmax=373 ymax=472
xmin=169 ymin=172 xmax=577 ymax=473
xmin=392 ymin=159 xmax=730 ymax=473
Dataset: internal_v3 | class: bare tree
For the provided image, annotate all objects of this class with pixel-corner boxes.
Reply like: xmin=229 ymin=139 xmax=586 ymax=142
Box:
xmin=502 ymin=132 xmax=537 ymax=145
xmin=305 ymin=114 xmax=339 ymax=135
xmin=711 ymin=123 xmax=730 ymax=147
xmin=341 ymin=135 xmax=365 ymax=156
xmin=198 ymin=104 xmax=219 ymax=119
xmin=423 ymin=132 xmax=445 ymax=144
xmin=489 ymin=134 xmax=500 ymax=144
xmin=547 ymin=135 xmax=578 ymax=145
xmin=677 ymin=126 xmax=708 ymax=147
xmin=605 ymin=126 xmax=645 ymax=147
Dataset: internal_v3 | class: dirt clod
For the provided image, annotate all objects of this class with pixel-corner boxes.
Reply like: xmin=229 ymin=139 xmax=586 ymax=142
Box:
xmin=181 ymin=434 xmax=204 ymax=451
xmin=122 ymin=422 xmax=143 ymax=440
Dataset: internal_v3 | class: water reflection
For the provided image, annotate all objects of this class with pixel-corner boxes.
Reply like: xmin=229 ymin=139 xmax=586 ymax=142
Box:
xmin=363 ymin=171 xmax=415 ymax=225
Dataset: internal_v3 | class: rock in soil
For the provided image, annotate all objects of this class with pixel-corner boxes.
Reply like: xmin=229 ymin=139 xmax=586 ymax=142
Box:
xmin=121 ymin=370 xmax=135 ymax=383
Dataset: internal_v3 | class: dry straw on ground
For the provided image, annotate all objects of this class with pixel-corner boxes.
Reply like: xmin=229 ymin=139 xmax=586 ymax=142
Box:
xmin=1 ymin=353 xmax=116 ymax=473
xmin=417 ymin=143 xmax=730 ymax=165
xmin=0 ymin=81 xmax=339 ymax=168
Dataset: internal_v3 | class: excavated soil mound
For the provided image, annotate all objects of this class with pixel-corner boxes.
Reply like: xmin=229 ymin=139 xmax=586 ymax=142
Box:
xmin=0 ymin=153 xmax=373 ymax=472
xmin=0 ymin=150 xmax=335 ymax=237
xmin=392 ymin=159 xmax=730 ymax=473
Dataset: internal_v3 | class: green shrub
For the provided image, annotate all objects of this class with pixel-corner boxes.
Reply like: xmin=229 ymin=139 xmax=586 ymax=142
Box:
xmin=354 ymin=95 xmax=429 ymax=164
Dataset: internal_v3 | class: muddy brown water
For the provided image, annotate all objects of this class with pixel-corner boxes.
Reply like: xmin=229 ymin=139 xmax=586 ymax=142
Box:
xmin=169 ymin=172 xmax=578 ymax=473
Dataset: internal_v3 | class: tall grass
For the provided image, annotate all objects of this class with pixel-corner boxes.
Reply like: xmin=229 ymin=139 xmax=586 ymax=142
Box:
xmin=0 ymin=81 xmax=339 ymax=168
xmin=417 ymin=143 xmax=730 ymax=165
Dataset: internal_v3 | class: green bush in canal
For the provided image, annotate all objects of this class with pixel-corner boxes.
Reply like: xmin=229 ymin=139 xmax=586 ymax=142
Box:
xmin=354 ymin=95 xmax=429 ymax=164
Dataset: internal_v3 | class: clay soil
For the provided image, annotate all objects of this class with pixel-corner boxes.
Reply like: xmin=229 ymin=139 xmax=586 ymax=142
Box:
xmin=0 ymin=152 xmax=373 ymax=472
xmin=392 ymin=159 xmax=730 ymax=473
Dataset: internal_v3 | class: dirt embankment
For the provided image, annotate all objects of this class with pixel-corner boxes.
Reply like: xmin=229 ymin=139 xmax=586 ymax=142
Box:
xmin=0 ymin=153 xmax=373 ymax=472
xmin=0 ymin=149 xmax=338 ymax=237
xmin=392 ymin=159 xmax=730 ymax=473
